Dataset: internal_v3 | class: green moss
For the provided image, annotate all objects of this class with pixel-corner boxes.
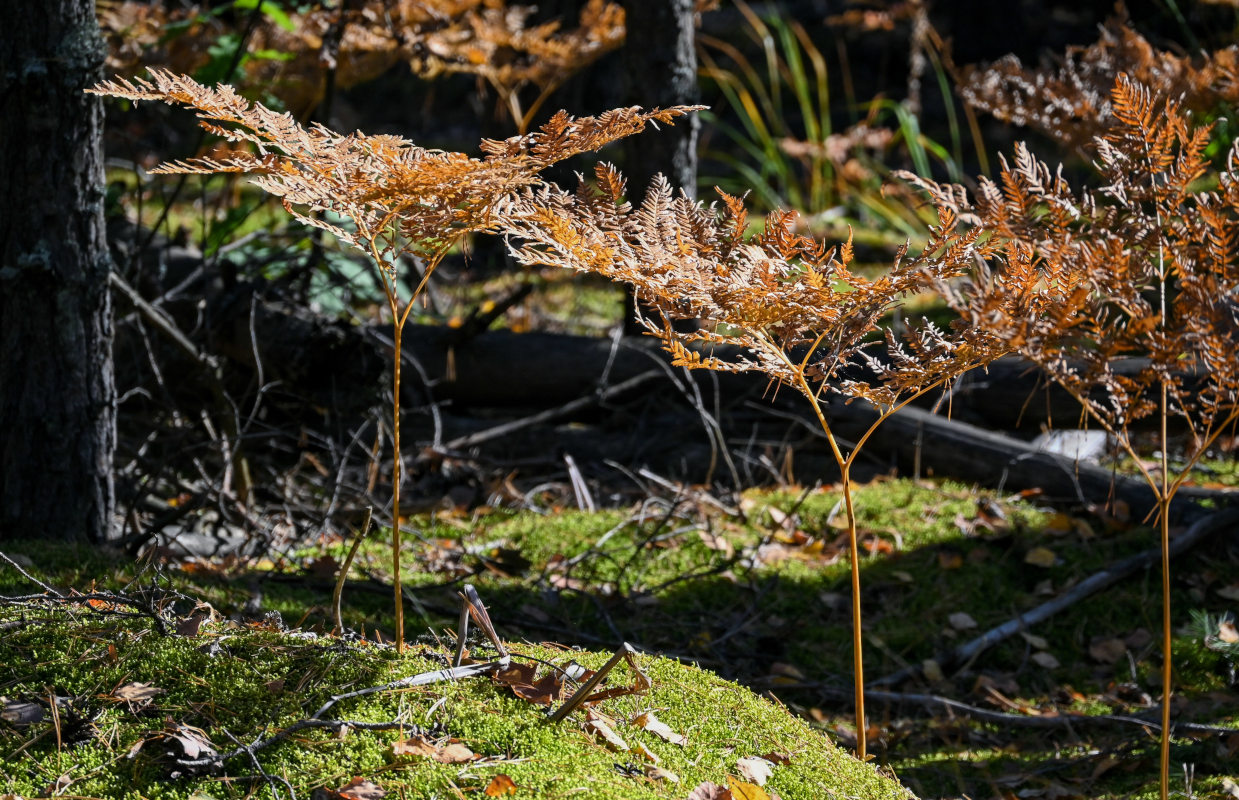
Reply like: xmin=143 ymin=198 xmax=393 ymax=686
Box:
xmin=5 ymin=475 xmax=1236 ymax=800
xmin=0 ymin=602 xmax=908 ymax=800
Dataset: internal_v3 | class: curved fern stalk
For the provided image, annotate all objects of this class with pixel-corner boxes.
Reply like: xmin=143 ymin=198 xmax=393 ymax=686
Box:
xmin=89 ymin=69 xmax=699 ymax=652
xmin=903 ymin=74 xmax=1239 ymax=800
xmin=496 ymin=166 xmax=1067 ymax=759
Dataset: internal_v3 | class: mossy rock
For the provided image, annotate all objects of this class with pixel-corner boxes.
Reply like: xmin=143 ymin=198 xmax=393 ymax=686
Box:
xmin=0 ymin=607 xmax=911 ymax=800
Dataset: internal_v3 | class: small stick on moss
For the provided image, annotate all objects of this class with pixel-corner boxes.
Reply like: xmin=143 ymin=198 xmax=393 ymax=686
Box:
xmin=332 ymin=506 xmax=372 ymax=636
xmin=457 ymin=584 xmax=510 ymax=660
xmin=546 ymin=642 xmax=646 ymax=723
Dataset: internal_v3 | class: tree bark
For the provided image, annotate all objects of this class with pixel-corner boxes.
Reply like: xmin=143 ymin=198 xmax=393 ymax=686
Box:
xmin=620 ymin=0 xmax=700 ymax=201
xmin=621 ymin=0 xmax=700 ymax=335
xmin=0 ymin=0 xmax=116 ymax=542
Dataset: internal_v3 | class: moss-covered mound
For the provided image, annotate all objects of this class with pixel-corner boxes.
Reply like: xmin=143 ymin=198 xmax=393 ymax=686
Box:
xmin=0 ymin=600 xmax=911 ymax=800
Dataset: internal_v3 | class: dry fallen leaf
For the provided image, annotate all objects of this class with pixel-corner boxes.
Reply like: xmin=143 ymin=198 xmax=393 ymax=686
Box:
xmin=949 ymin=612 xmax=978 ymax=630
xmin=1216 ymin=584 xmax=1239 ymax=601
xmin=768 ymin=662 xmax=806 ymax=681
xmin=493 ymin=663 xmax=568 ymax=706
xmin=1091 ymin=754 xmax=1122 ymax=780
xmin=1044 ymin=513 xmax=1075 ymax=535
xmin=921 ymin=659 xmax=945 ymax=683
xmin=112 ymin=682 xmax=166 ymax=704
xmin=644 ymin=764 xmax=680 ymax=783
xmin=305 ymin=554 xmax=341 ymax=580
xmin=1024 ymin=547 xmax=1058 ymax=568
xmin=42 ymin=773 xmax=72 ymax=797
xmin=1088 ymin=638 xmax=1127 ymax=664
xmin=335 ymin=777 xmax=387 ymax=800
xmin=1018 ymin=631 xmax=1048 ymax=649
xmin=686 ymin=782 xmax=730 ymax=800
xmin=632 ymin=710 xmax=687 ymax=745
xmin=392 ymin=734 xmax=477 ymax=763
xmin=1031 ymin=651 xmax=1060 ymax=669
xmin=175 ymin=611 xmax=209 ymax=637
xmin=483 ymin=774 xmax=519 ymax=797
xmin=735 ymin=756 xmax=774 ymax=786
xmin=1125 ymin=628 xmax=1153 ymax=649
xmin=584 ymin=710 xmax=629 ymax=751
xmin=162 ymin=721 xmax=218 ymax=761
xmin=698 ymin=529 xmax=735 ymax=558
xmin=727 ymin=776 xmax=772 ymax=800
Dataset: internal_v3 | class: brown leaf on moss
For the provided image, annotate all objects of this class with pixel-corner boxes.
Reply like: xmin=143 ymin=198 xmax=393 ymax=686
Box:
xmin=735 ymin=757 xmax=774 ymax=786
xmin=1088 ymin=637 xmax=1128 ymax=664
xmin=584 ymin=709 xmax=629 ymax=751
xmin=686 ymin=782 xmax=731 ymax=800
xmin=493 ymin=662 xmax=569 ymax=706
xmin=726 ymin=776 xmax=772 ymax=800
xmin=632 ymin=710 xmax=687 ymax=745
xmin=483 ymin=774 xmax=519 ymax=796
xmin=392 ymin=734 xmax=478 ymax=764
xmin=330 ymin=777 xmax=387 ymax=800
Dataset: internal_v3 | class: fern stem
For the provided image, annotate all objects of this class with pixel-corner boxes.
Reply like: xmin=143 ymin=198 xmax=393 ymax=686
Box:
xmin=795 ymin=375 xmax=866 ymax=761
xmin=1159 ymin=381 xmax=1170 ymax=800
xmin=392 ymin=318 xmax=404 ymax=654
xmin=840 ymin=460 xmax=865 ymax=761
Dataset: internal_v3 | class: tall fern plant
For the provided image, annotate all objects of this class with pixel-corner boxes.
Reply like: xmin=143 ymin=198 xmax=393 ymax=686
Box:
xmin=902 ymin=74 xmax=1239 ymax=800
xmin=90 ymin=69 xmax=697 ymax=652
xmin=496 ymin=168 xmax=1076 ymax=758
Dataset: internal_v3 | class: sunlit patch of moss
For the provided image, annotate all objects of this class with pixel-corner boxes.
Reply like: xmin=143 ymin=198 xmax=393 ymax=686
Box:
xmin=0 ymin=591 xmax=909 ymax=800
xmin=1110 ymin=451 xmax=1239 ymax=489
xmin=4 ymin=473 xmax=1236 ymax=800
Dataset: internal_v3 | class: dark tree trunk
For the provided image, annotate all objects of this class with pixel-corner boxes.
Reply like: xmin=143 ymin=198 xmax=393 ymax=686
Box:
xmin=620 ymin=0 xmax=701 ymax=334
xmin=620 ymin=0 xmax=700 ymax=200
xmin=0 ymin=1 xmax=116 ymax=542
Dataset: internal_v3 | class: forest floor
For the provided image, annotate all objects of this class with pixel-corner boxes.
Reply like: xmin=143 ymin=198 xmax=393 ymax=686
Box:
xmin=3 ymin=477 xmax=1238 ymax=799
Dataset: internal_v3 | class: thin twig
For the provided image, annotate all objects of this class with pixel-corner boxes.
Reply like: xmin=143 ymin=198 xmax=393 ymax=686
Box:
xmin=332 ymin=506 xmax=372 ymax=635
xmin=437 ymin=370 xmax=662 ymax=452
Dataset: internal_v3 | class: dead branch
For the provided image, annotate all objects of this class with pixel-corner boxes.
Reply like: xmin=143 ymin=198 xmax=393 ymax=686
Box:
xmin=870 ymin=509 xmax=1239 ymax=688
xmin=827 ymin=397 xmax=1239 ymax=523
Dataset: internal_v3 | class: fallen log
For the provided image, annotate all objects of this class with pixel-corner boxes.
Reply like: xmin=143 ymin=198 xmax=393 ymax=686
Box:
xmin=148 ymin=290 xmax=1239 ymax=516
xmin=824 ymin=396 xmax=1239 ymax=523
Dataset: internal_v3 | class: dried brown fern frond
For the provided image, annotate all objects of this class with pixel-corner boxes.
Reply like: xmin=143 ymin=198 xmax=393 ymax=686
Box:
xmin=98 ymin=0 xmax=625 ymax=124
xmin=409 ymin=0 xmax=625 ymax=130
xmin=958 ymin=16 xmax=1239 ymax=152
xmin=500 ymin=164 xmax=1019 ymax=408
xmin=90 ymin=69 xmax=692 ymax=267
xmin=497 ymin=160 xmax=1073 ymax=760
xmin=90 ymin=69 xmax=697 ymax=655
xmin=908 ymin=74 xmax=1239 ymax=443
xmin=900 ymin=73 xmax=1239 ymax=800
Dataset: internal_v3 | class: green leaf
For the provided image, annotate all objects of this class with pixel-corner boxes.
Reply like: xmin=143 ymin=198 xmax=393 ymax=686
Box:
xmin=234 ymin=0 xmax=297 ymax=32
